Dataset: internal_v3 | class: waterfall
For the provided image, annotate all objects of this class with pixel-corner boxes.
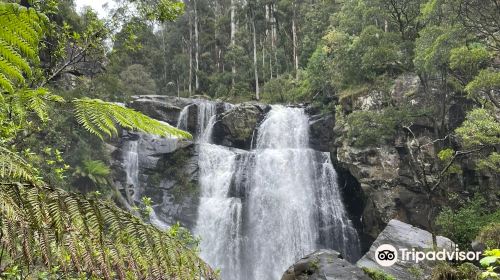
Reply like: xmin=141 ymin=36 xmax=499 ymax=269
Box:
xmin=194 ymin=104 xmax=361 ymax=280
xmin=176 ymin=104 xmax=190 ymax=130
xmin=196 ymin=100 xmax=217 ymax=138
xmin=315 ymin=152 xmax=361 ymax=261
xmin=123 ymin=140 xmax=140 ymax=202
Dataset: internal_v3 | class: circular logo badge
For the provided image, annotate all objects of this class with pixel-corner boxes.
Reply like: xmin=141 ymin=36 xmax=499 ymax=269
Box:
xmin=374 ymin=244 xmax=398 ymax=267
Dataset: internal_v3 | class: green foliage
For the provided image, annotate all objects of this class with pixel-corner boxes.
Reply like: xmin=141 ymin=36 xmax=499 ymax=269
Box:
xmin=414 ymin=25 xmax=463 ymax=75
xmin=449 ymin=45 xmax=491 ymax=82
xmin=0 ymin=182 xmax=216 ymax=279
xmin=261 ymin=75 xmax=303 ymax=103
xmin=0 ymin=2 xmax=46 ymax=92
xmin=73 ymin=98 xmax=192 ymax=140
xmin=465 ymin=69 xmax=500 ymax=106
xmin=0 ymin=2 xmax=213 ymax=278
xmin=132 ymin=0 xmax=185 ymax=22
xmin=436 ymin=195 xmax=500 ymax=249
xmin=455 ymin=108 xmax=500 ymax=148
xmin=346 ymin=106 xmax=419 ymax=147
xmin=430 ymin=262 xmax=481 ymax=280
xmin=477 ymin=223 xmax=500 ymax=249
xmin=73 ymin=159 xmax=110 ymax=187
xmin=0 ymin=146 xmax=42 ymax=185
xmin=480 ymin=249 xmax=500 ymax=279
xmin=362 ymin=267 xmax=396 ymax=280
xmin=353 ymin=26 xmax=403 ymax=79
xmin=437 ymin=148 xmax=454 ymax=161
xmin=119 ymin=64 xmax=158 ymax=96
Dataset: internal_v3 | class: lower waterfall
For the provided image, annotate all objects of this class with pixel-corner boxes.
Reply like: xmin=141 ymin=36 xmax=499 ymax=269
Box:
xmin=194 ymin=105 xmax=360 ymax=280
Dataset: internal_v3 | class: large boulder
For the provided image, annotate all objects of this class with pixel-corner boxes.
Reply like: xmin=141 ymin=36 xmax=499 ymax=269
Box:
xmin=308 ymin=114 xmax=335 ymax=152
xmin=356 ymin=219 xmax=456 ymax=280
xmin=212 ymin=102 xmax=271 ymax=149
xmin=127 ymin=95 xmax=195 ymax=125
xmin=143 ymin=144 xmax=200 ymax=228
xmin=281 ymin=249 xmax=370 ymax=280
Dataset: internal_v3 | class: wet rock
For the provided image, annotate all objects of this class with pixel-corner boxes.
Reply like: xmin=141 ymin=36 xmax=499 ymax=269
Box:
xmin=308 ymin=114 xmax=335 ymax=152
xmin=127 ymin=95 xmax=195 ymax=125
xmin=212 ymin=102 xmax=271 ymax=150
xmin=356 ymin=219 xmax=456 ymax=280
xmin=281 ymin=249 xmax=370 ymax=280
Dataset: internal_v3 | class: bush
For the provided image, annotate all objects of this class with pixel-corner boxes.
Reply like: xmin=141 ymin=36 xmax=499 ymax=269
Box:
xmin=431 ymin=262 xmax=481 ymax=280
xmin=260 ymin=75 xmax=303 ymax=104
xmin=477 ymin=223 xmax=500 ymax=249
xmin=436 ymin=195 xmax=500 ymax=249
xmin=346 ymin=106 xmax=418 ymax=147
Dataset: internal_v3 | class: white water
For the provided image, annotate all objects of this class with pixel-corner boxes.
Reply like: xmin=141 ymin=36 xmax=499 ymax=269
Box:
xmin=123 ymin=140 xmax=140 ymax=202
xmin=176 ymin=104 xmax=190 ymax=130
xmin=194 ymin=104 xmax=361 ymax=280
xmin=122 ymin=135 xmax=175 ymax=230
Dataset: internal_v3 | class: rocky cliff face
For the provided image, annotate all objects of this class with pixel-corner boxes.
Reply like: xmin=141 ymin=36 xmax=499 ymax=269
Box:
xmin=332 ymin=74 xmax=498 ymax=242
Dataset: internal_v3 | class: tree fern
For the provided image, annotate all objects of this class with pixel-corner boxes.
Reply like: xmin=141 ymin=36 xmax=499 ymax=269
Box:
xmin=0 ymin=2 xmax=46 ymax=92
xmin=74 ymin=98 xmax=192 ymax=140
xmin=0 ymin=182 xmax=217 ymax=279
xmin=0 ymin=2 xmax=210 ymax=278
xmin=0 ymin=146 xmax=42 ymax=185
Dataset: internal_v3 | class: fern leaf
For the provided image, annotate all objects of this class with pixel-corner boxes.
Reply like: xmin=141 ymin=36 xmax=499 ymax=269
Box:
xmin=73 ymin=98 xmax=192 ymax=140
xmin=0 ymin=146 xmax=42 ymax=184
xmin=0 ymin=2 xmax=44 ymax=92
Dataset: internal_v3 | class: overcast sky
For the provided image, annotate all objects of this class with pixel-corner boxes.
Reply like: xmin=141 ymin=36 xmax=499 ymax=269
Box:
xmin=75 ymin=0 xmax=115 ymax=18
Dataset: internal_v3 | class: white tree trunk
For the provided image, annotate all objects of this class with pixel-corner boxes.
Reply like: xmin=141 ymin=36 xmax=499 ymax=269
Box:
xmin=188 ymin=5 xmax=193 ymax=96
xmin=230 ymin=0 xmax=237 ymax=88
xmin=194 ymin=0 xmax=200 ymax=91
xmin=292 ymin=0 xmax=299 ymax=80
xmin=161 ymin=24 xmax=168 ymax=91
xmin=252 ymin=17 xmax=259 ymax=100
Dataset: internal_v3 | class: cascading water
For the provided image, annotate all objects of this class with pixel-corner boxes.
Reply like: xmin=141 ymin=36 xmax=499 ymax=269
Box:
xmin=122 ymin=135 xmax=174 ymax=230
xmin=176 ymin=104 xmax=190 ymax=130
xmin=194 ymin=104 xmax=361 ymax=280
xmin=123 ymin=140 xmax=140 ymax=202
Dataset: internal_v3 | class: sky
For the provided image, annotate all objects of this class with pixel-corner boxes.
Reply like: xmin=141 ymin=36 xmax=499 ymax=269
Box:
xmin=75 ymin=0 xmax=115 ymax=18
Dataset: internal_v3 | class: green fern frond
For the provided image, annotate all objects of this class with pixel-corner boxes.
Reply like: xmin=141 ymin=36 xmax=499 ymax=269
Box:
xmin=0 ymin=183 xmax=218 ymax=279
xmin=0 ymin=2 xmax=44 ymax=92
xmin=73 ymin=98 xmax=192 ymax=140
xmin=0 ymin=146 xmax=42 ymax=185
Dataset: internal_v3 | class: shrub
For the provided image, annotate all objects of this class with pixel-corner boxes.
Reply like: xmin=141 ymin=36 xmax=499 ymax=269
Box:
xmin=436 ymin=195 xmax=500 ymax=249
xmin=477 ymin=223 xmax=500 ymax=249
xmin=431 ymin=262 xmax=481 ymax=280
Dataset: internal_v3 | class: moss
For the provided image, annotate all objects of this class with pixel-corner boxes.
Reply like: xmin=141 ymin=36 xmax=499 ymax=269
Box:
xmin=407 ymin=265 xmax=424 ymax=279
xmin=362 ymin=267 xmax=396 ymax=280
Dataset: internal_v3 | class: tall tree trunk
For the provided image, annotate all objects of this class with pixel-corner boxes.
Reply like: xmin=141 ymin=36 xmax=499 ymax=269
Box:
xmin=177 ymin=77 xmax=180 ymax=97
xmin=194 ymin=0 xmax=200 ymax=91
xmin=252 ymin=16 xmax=260 ymax=100
xmin=161 ymin=24 xmax=168 ymax=92
xmin=272 ymin=3 xmax=278 ymax=77
xmin=262 ymin=39 xmax=265 ymax=82
xmin=214 ymin=0 xmax=220 ymax=72
xmin=188 ymin=4 xmax=193 ymax=97
xmin=292 ymin=0 xmax=299 ymax=80
xmin=230 ymin=0 xmax=237 ymax=89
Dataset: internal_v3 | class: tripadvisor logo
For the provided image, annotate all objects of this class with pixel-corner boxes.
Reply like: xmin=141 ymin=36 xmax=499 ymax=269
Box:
xmin=375 ymin=244 xmax=398 ymax=267
xmin=374 ymin=243 xmax=481 ymax=267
